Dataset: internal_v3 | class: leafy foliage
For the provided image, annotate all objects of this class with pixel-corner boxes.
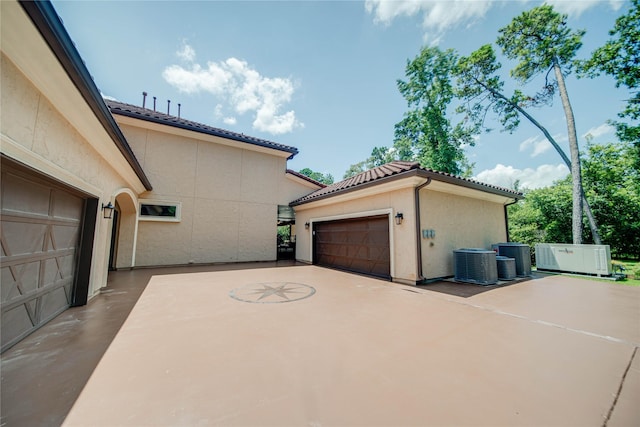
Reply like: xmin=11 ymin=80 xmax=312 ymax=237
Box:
xmin=579 ymin=0 xmax=639 ymax=156
xmin=393 ymin=47 xmax=476 ymax=176
xmin=497 ymin=5 xmax=584 ymax=83
xmin=509 ymin=142 xmax=640 ymax=259
xmin=458 ymin=5 xmax=590 ymax=244
xmin=297 ymin=168 xmax=334 ymax=185
xmin=343 ymin=146 xmax=397 ymax=179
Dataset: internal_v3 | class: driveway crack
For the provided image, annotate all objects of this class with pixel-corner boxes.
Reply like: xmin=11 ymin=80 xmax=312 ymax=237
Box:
xmin=603 ymin=346 xmax=638 ymax=427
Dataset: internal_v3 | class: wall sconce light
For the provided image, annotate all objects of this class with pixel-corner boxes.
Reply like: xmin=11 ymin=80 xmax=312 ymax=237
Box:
xmin=304 ymin=222 xmax=310 ymax=230
xmin=102 ymin=202 xmax=115 ymax=219
xmin=394 ymin=212 xmax=403 ymax=225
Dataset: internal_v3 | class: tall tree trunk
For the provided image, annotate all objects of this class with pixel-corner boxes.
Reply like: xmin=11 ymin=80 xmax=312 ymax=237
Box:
xmin=474 ymin=76 xmax=602 ymax=243
xmin=553 ymin=60 xmax=583 ymax=244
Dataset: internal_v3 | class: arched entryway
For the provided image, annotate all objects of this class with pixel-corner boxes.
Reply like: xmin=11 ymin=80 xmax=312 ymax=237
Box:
xmin=108 ymin=189 xmax=138 ymax=270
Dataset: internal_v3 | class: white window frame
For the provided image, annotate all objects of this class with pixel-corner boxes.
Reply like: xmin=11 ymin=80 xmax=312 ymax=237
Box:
xmin=138 ymin=200 xmax=182 ymax=222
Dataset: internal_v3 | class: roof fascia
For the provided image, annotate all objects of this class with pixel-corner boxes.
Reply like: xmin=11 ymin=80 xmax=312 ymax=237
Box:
xmin=109 ymin=108 xmax=299 ymax=160
xmin=113 ymin=114 xmax=293 ymax=159
xmin=19 ymin=0 xmax=152 ymax=191
xmin=291 ymin=169 xmax=425 ymax=207
xmin=285 ymin=171 xmax=325 ymax=190
xmin=291 ymin=168 xmax=522 ymax=207
xmin=415 ymin=170 xmax=522 ymax=200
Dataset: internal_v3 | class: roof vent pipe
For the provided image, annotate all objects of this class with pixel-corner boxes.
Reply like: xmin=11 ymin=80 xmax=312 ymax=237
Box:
xmin=178 ymin=103 xmax=181 ymax=119
xmin=167 ymin=99 xmax=171 ymax=115
xmin=153 ymin=96 xmax=156 ymax=112
xmin=142 ymin=91 xmax=147 ymax=109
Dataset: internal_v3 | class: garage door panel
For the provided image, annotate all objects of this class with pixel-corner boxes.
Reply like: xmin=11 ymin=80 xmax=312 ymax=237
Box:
xmin=52 ymin=190 xmax=84 ymax=220
xmin=1 ymin=261 xmax=40 ymax=301
xmin=314 ymin=215 xmax=390 ymax=279
xmin=40 ymin=285 xmax=70 ymax=320
xmin=1 ymin=163 xmax=85 ymax=352
xmin=1 ymin=306 xmax=34 ymax=348
xmin=1 ymin=222 xmax=47 ymax=255
xmin=1 ymin=173 xmax=51 ymax=215
xmin=52 ymin=224 xmax=81 ymax=251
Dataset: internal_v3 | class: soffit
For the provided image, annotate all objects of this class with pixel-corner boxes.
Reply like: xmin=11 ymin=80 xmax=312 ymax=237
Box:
xmin=1 ymin=1 xmax=148 ymax=194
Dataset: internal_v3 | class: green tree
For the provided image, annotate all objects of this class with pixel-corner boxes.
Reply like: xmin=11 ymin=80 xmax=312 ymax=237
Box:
xmin=457 ymin=5 xmax=600 ymax=245
xmin=508 ymin=141 xmax=640 ymax=259
xmin=298 ymin=168 xmax=334 ymax=185
xmin=343 ymin=146 xmax=397 ymax=179
xmin=580 ymin=0 xmax=639 ymax=161
xmin=394 ymin=46 xmax=476 ymax=176
xmin=581 ymin=140 xmax=640 ymax=258
xmin=497 ymin=5 xmax=586 ymax=245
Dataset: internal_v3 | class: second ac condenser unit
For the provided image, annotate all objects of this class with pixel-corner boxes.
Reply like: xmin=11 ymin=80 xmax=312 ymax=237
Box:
xmin=496 ymin=256 xmax=517 ymax=280
xmin=494 ymin=243 xmax=531 ymax=276
xmin=454 ymin=249 xmax=498 ymax=285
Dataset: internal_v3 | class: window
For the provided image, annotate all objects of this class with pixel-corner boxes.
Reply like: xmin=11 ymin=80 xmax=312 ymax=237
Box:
xmin=138 ymin=200 xmax=181 ymax=222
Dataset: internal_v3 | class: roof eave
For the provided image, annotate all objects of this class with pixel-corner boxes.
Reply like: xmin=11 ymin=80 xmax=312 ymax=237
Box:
xmin=291 ymin=168 xmax=522 ymax=207
xmin=416 ymin=170 xmax=523 ymax=200
xmin=290 ymin=169 xmax=423 ymax=206
xmin=19 ymin=0 xmax=152 ymax=191
xmin=109 ymin=107 xmax=299 ymax=159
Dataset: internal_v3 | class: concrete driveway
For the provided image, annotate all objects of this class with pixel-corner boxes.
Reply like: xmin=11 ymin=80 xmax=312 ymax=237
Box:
xmin=62 ymin=266 xmax=639 ymax=426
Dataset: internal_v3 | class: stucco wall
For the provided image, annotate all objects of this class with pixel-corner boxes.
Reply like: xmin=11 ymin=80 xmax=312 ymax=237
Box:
xmin=117 ymin=122 xmax=315 ymax=266
xmin=293 ymin=187 xmax=418 ymax=283
xmin=419 ymin=188 xmax=507 ymax=279
xmin=1 ymin=54 xmax=137 ymax=298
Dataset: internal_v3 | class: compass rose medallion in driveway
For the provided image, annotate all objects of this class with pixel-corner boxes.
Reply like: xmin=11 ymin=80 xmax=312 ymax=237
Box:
xmin=230 ymin=282 xmax=316 ymax=304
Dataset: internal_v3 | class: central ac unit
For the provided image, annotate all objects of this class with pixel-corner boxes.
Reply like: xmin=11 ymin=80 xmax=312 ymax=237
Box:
xmin=493 ymin=243 xmax=531 ymax=277
xmin=454 ymin=249 xmax=498 ymax=285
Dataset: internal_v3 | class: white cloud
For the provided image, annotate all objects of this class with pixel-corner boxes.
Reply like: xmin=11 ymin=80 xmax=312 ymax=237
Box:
xmin=176 ymin=42 xmax=196 ymax=62
xmin=365 ymin=1 xmax=623 ymax=42
xmin=519 ymin=135 xmax=552 ymax=157
xmin=583 ymin=123 xmax=614 ymax=139
xmin=163 ymin=44 xmax=302 ymax=135
xmin=101 ymin=93 xmax=117 ymax=101
xmin=223 ymin=117 xmax=237 ymax=125
xmin=545 ymin=0 xmax=623 ymax=16
xmin=475 ymin=163 xmax=569 ymax=190
xmin=365 ymin=0 xmax=493 ymax=44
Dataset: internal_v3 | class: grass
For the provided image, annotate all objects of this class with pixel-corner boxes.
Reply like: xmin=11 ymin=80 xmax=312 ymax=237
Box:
xmin=612 ymin=259 xmax=640 ymax=286
xmin=534 ymin=259 xmax=640 ymax=286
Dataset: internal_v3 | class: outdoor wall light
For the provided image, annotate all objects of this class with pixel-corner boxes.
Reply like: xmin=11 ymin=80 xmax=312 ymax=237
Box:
xmin=394 ymin=212 xmax=404 ymax=225
xmin=102 ymin=202 xmax=115 ymax=219
xmin=305 ymin=222 xmax=310 ymax=230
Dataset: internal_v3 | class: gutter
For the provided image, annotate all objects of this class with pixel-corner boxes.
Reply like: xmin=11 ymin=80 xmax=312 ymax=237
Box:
xmin=503 ymin=198 xmax=520 ymax=242
xmin=19 ymin=0 xmax=153 ymax=191
xmin=414 ymin=177 xmax=432 ymax=283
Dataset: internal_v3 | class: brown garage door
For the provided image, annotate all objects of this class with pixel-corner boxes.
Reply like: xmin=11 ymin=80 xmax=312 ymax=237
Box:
xmin=313 ymin=215 xmax=390 ymax=279
xmin=1 ymin=164 xmax=85 ymax=352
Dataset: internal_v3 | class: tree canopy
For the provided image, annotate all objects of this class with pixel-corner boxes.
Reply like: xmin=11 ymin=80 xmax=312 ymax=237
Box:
xmin=297 ymin=168 xmax=334 ymax=185
xmin=580 ymin=0 xmax=639 ymax=157
xmin=509 ymin=140 xmax=640 ymax=259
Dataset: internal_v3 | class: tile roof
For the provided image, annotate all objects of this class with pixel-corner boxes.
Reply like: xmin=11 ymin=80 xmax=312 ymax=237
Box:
xmin=106 ymin=100 xmax=299 ymax=158
xmin=285 ymin=169 xmax=327 ymax=188
xmin=290 ymin=161 xmax=522 ymax=206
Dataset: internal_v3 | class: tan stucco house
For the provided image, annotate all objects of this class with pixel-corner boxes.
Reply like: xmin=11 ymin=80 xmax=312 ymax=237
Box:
xmin=1 ymin=0 xmax=521 ymax=351
xmin=291 ymin=161 xmax=521 ymax=285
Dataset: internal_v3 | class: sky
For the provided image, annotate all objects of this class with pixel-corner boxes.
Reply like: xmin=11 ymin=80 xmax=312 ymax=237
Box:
xmin=51 ymin=0 xmax=632 ymax=190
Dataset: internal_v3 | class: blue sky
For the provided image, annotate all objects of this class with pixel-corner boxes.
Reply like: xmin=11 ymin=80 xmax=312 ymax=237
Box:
xmin=52 ymin=0 xmax=631 ymax=189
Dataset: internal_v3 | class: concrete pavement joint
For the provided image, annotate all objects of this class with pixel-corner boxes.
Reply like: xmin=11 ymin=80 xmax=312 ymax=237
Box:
xmin=418 ymin=291 xmax=640 ymax=347
xmin=603 ymin=346 xmax=638 ymax=427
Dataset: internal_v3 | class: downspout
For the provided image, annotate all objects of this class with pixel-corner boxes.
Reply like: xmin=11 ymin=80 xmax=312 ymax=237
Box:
xmin=414 ymin=177 xmax=432 ymax=283
xmin=503 ymin=198 xmax=520 ymax=242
